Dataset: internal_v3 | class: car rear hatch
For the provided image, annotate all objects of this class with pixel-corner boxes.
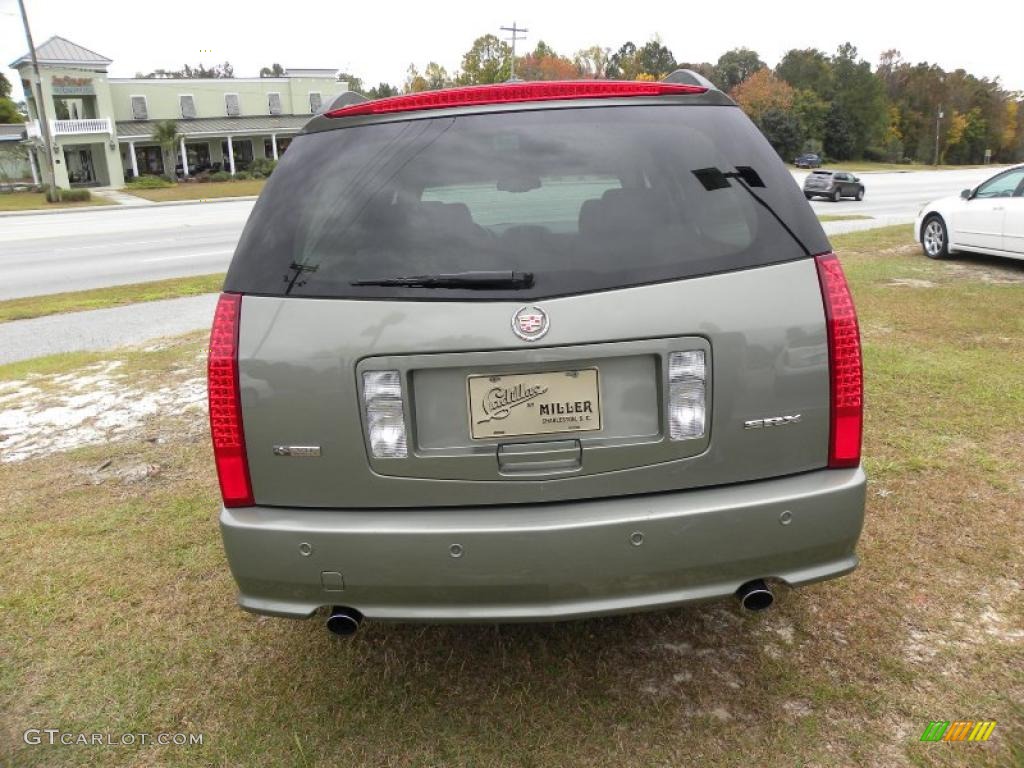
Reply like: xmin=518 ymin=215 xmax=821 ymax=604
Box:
xmin=214 ymin=87 xmax=855 ymax=509
xmin=805 ymin=170 xmax=833 ymax=190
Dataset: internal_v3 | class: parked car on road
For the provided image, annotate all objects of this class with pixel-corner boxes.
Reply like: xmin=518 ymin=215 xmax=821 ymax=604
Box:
xmin=794 ymin=153 xmax=822 ymax=168
xmin=803 ymin=170 xmax=865 ymax=201
xmin=209 ymin=75 xmax=865 ymax=635
xmin=915 ymin=165 xmax=1024 ymax=261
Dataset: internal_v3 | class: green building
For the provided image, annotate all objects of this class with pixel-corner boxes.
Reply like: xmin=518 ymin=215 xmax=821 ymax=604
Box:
xmin=9 ymin=36 xmax=346 ymax=189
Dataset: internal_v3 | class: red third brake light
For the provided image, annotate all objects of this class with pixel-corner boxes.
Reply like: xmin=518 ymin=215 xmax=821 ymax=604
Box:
xmin=815 ymin=253 xmax=863 ymax=468
xmin=326 ymin=80 xmax=708 ymax=119
xmin=208 ymin=293 xmax=253 ymax=507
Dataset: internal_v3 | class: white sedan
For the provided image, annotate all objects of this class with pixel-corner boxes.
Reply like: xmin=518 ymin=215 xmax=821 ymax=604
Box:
xmin=914 ymin=165 xmax=1024 ymax=261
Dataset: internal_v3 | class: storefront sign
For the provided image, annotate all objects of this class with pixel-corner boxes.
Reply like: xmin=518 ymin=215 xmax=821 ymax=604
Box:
xmin=52 ymin=76 xmax=94 ymax=96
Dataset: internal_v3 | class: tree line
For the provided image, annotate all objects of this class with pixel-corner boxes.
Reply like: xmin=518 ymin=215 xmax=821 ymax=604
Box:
xmin=343 ymin=35 xmax=1023 ymax=165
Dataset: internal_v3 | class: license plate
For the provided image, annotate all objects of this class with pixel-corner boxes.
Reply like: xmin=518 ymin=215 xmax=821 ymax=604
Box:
xmin=467 ymin=369 xmax=601 ymax=440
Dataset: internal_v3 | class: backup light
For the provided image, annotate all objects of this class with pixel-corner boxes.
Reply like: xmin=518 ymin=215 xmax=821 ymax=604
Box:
xmin=362 ymin=370 xmax=408 ymax=458
xmin=668 ymin=351 xmax=706 ymax=440
xmin=326 ymin=81 xmax=708 ymax=119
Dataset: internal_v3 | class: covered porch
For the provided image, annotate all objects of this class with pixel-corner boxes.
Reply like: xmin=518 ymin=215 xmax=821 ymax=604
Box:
xmin=115 ymin=115 xmax=308 ymax=181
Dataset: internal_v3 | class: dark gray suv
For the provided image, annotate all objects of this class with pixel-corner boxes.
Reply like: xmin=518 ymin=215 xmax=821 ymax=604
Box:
xmin=208 ymin=75 xmax=865 ymax=635
xmin=803 ymin=170 xmax=865 ymax=202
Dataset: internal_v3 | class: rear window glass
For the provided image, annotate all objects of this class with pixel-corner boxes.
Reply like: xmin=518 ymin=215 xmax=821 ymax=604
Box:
xmin=226 ymin=105 xmax=828 ymax=300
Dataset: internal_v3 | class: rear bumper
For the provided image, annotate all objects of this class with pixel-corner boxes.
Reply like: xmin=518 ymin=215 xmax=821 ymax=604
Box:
xmin=220 ymin=467 xmax=865 ymax=622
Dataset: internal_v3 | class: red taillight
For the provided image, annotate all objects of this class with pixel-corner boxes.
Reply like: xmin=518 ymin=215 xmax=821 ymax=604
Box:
xmin=815 ymin=253 xmax=863 ymax=468
xmin=326 ymin=80 xmax=707 ymax=119
xmin=207 ymin=292 xmax=253 ymax=507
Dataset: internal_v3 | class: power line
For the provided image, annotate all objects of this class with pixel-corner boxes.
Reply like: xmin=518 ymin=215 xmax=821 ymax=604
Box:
xmin=500 ymin=22 xmax=528 ymax=81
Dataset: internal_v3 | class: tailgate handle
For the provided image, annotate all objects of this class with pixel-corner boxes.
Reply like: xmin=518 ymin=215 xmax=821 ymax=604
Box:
xmin=497 ymin=440 xmax=582 ymax=475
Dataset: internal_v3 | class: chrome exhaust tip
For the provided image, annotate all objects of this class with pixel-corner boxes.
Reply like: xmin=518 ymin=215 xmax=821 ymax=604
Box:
xmin=325 ymin=606 xmax=363 ymax=636
xmin=736 ymin=579 xmax=774 ymax=612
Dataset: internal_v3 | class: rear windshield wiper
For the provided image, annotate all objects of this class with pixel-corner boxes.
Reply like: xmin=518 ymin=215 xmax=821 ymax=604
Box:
xmin=351 ymin=271 xmax=534 ymax=289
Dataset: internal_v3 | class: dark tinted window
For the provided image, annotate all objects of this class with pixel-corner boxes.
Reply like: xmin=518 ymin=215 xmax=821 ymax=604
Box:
xmin=226 ymin=105 xmax=829 ymax=300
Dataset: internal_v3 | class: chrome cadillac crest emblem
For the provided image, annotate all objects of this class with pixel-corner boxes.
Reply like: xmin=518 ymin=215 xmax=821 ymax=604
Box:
xmin=511 ymin=305 xmax=549 ymax=341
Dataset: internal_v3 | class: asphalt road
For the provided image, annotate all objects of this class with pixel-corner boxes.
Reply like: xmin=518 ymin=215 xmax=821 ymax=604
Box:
xmin=0 ymin=201 xmax=253 ymax=301
xmin=0 ymin=167 xmax=1011 ymax=303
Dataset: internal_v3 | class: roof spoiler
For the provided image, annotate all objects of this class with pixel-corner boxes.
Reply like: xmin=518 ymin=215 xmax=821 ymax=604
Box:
xmin=663 ymin=69 xmax=719 ymax=91
xmin=324 ymin=91 xmax=368 ymax=113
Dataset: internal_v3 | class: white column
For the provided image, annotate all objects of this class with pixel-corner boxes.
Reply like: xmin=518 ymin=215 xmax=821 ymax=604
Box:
xmin=28 ymin=148 xmax=40 ymax=185
xmin=129 ymin=141 xmax=139 ymax=178
xmin=180 ymin=137 xmax=189 ymax=177
xmin=226 ymin=137 xmax=235 ymax=175
xmin=271 ymin=133 xmax=278 ymax=161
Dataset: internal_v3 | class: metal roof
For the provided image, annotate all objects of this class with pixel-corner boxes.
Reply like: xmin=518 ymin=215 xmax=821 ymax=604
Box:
xmin=10 ymin=36 xmax=112 ymax=69
xmin=115 ymin=114 xmax=311 ymax=139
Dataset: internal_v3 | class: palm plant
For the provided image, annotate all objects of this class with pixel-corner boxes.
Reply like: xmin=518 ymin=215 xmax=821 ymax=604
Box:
xmin=151 ymin=120 xmax=181 ymax=181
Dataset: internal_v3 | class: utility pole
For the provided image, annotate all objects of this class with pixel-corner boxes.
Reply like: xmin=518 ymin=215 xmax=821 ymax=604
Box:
xmin=17 ymin=0 xmax=59 ymax=200
xmin=933 ymin=106 xmax=944 ymax=166
xmin=500 ymin=22 xmax=528 ymax=81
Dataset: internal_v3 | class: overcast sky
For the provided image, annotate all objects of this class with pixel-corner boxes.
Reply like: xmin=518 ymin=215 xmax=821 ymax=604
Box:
xmin=3 ymin=0 xmax=1022 ymax=93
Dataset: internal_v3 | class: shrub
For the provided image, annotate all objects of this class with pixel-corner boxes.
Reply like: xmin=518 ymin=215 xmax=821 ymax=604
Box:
xmin=248 ymin=158 xmax=277 ymax=178
xmin=126 ymin=175 xmax=174 ymax=189
xmin=862 ymin=146 xmax=887 ymax=163
xmin=234 ymin=171 xmax=252 ymax=180
xmin=210 ymin=171 xmax=231 ymax=182
xmin=56 ymin=188 xmax=91 ymax=202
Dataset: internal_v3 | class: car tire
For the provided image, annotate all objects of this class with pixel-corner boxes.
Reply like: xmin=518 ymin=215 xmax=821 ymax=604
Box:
xmin=831 ymin=190 xmax=841 ymax=202
xmin=922 ymin=215 xmax=949 ymax=260
xmin=855 ymin=188 xmax=864 ymax=201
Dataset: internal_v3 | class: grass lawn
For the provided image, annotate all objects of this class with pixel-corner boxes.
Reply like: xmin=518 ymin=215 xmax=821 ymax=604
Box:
xmin=791 ymin=161 xmax=999 ymax=173
xmin=1 ymin=225 xmax=1022 ymax=766
xmin=0 ymin=192 xmax=113 ymax=212
xmin=0 ymin=274 xmax=225 ymax=324
xmin=126 ymin=180 xmax=266 ymax=202
xmin=817 ymin=214 xmax=873 ymax=222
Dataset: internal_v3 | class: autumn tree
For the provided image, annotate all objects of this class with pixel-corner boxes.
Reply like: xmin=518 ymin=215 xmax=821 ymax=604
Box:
xmin=731 ymin=69 xmax=795 ymax=120
xmin=605 ymin=42 xmax=639 ymax=79
xmin=634 ymin=39 xmax=676 ymax=79
xmin=714 ymin=48 xmax=765 ymax=92
xmin=334 ymin=72 xmax=362 ymax=94
xmin=457 ymin=35 xmax=511 ymax=85
xmin=518 ymin=42 xmax=578 ymax=80
xmin=776 ymin=49 xmax=833 ymax=97
xmin=573 ymin=46 xmax=611 ymax=78
xmin=404 ymin=65 xmax=429 ymax=93
xmin=366 ymin=83 xmax=399 ymax=99
xmin=829 ymin=43 xmax=887 ymax=158
xmin=0 ymin=73 xmax=22 ymax=124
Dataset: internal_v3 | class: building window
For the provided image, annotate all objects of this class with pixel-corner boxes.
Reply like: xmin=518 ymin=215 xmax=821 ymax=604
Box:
xmin=130 ymin=96 xmax=148 ymax=120
xmin=135 ymin=146 xmax=163 ymax=175
xmin=185 ymin=142 xmax=211 ymax=170
xmin=222 ymin=139 xmax=254 ymax=169
xmin=265 ymin=137 xmax=292 ymax=157
xmin=309 ymin=92 xmax=322 ymax=113
xmin=268 ymin=92 xmax=282 ymax=115
xmin=225 ymin=93 xmax=240 ymax=117
xmin=180 ymin=95 xmax=196 ymax=119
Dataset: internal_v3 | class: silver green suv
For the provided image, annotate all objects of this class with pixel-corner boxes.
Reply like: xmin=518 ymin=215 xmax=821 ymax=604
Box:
xmin=208 ymin=74 xmax=865 ymax=635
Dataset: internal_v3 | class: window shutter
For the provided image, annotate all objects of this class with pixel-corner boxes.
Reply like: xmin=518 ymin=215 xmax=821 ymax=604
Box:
xmin=309 ymin=92 xmax=322 ymax=113
xmin=268 ymin=92 xmax=282 ymax=115
xmin=131 ymin=96 xmax=147 ymax=120
xmin=225 ymin=93 xmax=240 ymax=117
xmin=180 ymin=95 xmax=196 ymax=119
